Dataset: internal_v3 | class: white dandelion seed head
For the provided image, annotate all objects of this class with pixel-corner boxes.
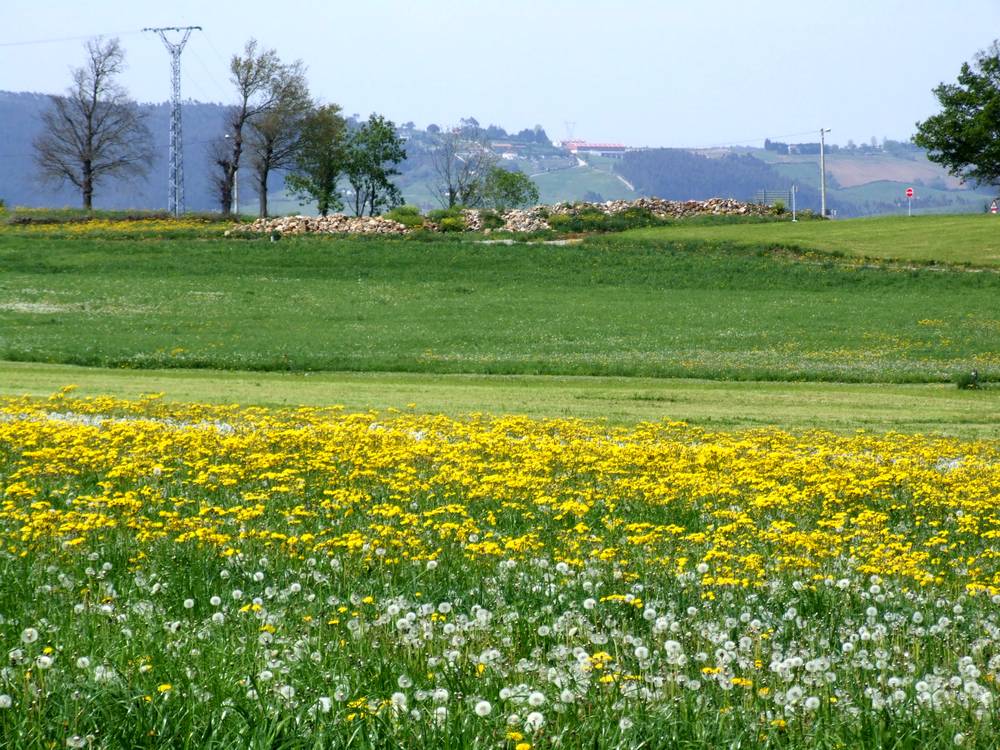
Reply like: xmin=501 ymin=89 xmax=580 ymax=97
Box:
xmin=474 ymin=699 xmax=492 ymax=716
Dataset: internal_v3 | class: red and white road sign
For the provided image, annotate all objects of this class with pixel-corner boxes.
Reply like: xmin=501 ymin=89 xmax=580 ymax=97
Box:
xmin=906 ymin=187 xmax=914 ymax=198
xmin=992 ymin=201 xmax=998 ymax=214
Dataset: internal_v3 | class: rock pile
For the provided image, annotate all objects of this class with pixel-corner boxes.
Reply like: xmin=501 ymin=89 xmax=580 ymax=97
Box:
xmin=548 ymin=197 xmax=772 ymax=218
xmin=227 ymin=214 xmax=407 ymax=236
xmin=499 ymin=208 xmax=551 ymax=233
xmin=228 ymin=198 xmax=776 ymax=237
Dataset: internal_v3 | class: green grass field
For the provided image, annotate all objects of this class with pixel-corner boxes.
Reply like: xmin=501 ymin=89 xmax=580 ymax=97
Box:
xmin=2 ymin=361 xmax=996 ymax=437
xmin=3 ymin=215 xmax=1000 ymax=749
xmin=629 ymin=213 xmax=1000 ymax=265
xmin=0 ymin=221 xmax=997 ymax=384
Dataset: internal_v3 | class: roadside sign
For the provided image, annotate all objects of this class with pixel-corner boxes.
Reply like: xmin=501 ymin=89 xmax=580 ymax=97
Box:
xmin=906 ymin=187 xmax=914 ymax=217
xmin=992 ymin=200 xmax=998 ymax=215
xmin=906 ymin=187 xmax=914 ymax=198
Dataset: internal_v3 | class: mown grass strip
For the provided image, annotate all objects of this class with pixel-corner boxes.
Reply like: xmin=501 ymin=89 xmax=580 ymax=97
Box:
xmin=1 ymin=361 xmax=996 ymax=437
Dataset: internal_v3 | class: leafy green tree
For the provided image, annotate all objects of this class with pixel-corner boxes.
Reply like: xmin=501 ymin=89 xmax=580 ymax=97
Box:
xmin=345 ymin=114 xmax=406 ymax=216
xmin=246 ymin=62 xmax=311 ymax=218
xmin=285 ymin=104 xmax=347 ymax=216
xmin=915 ymin=42 xmax=1000 ymax=187
xmin=213 ymin=39 xmax=290 ymax=217
xmin=482 ymin=167 xmax=539 ymax=211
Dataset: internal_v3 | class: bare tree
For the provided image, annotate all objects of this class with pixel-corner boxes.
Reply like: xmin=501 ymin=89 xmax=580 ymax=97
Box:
xmin=429 ymin=130 xmax=498 ymax=208
xmin=217 ymin=39 xmax=286 ymax=216
xmin=33 ymin=37 xmax=151 ymax=210
xmin=246 ymin=62 xmax=311 ymax=218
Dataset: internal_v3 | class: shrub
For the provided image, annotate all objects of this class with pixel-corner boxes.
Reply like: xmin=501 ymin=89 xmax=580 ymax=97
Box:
xmin=385 ymin=205 xmax=425 ymax=228
xmin=427 ymin=206 xmax=465 ymax=223
xmin=479 ymin=209 xmax=504 ymax=229
xmin=955 ymin=370 xmax=980 ymax=390
xmin=577 ymin=209 xmax=610 ymax=232
xmin=772 ymin=200 xmax=786 ymax=215
xmin=438 ymin=216 xmax=467 ymax=232
xmin=547 ymin=214 xmax=572 ymax=231
xmin=619 ymin=206 xmax=655 ymax=226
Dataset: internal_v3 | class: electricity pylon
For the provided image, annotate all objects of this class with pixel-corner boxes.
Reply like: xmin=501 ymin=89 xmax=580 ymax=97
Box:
xmin=144 ymin=26 xmax=201 ymax=216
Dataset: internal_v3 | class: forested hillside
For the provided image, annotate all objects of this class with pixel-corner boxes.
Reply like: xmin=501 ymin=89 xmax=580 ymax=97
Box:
xmin=617 ymin=149 xmax=824 ymax=211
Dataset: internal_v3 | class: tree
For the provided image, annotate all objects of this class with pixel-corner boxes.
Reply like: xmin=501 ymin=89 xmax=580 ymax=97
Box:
xmin=482 ymin=167 xmax=539 ymax=211
xmin=285 ymin=104 xmax=347 ymax=216
xmin=345 ymin=114 xmax=406 ymax=216
xmin=246 ymin=62 xmax=311 ymax=218
xmin=216 ymin=39 xmax=288 ymax=216
xmin=915 ymin=41 xmax=1000 ymax=188
xmin=429 ymin=130 xmax=498 ymax=208
xmin=33 ymin=37 xmax=151 ymax=210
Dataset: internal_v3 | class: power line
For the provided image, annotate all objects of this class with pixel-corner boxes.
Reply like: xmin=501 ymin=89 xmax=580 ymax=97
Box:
xmin=0 ymin=136 xmax=221 ymax=161
xmin=0 ymin=30 xmax=143 ymax=47
xmin=186 ymin=45 xmax=230 ymax=101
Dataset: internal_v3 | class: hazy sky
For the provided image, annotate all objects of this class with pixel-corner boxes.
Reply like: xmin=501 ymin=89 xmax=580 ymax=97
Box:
xmin=3 ymin=1 xmax=999 ymax=148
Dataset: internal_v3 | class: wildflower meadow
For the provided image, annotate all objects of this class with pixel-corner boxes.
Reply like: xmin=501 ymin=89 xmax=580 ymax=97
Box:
xmin=0 ymin=390 xmax=997 ymax=748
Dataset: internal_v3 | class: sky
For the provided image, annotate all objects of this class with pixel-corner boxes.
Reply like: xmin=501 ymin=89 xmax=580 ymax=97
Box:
xmin=2 ymin=0 xmax=999 ymax=148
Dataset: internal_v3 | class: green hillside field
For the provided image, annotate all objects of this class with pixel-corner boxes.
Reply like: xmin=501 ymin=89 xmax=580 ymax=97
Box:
xmin=627 ymin=213 xmax=1000 ymax=266
xmin=0 ymin=220 xmax=997 ymax=385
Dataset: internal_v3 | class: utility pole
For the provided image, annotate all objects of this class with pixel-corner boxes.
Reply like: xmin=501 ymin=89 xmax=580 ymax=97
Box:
xmin=145 ymin=26 xmax=201 ymax=216
xmin=819 ymin=127 xmax=831 ymax=218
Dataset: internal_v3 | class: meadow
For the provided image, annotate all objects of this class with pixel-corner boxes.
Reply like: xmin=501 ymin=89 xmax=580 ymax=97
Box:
xmin=1 ymin=215 xmax=999 ymax=748
xmin=1 ymin=220 xmax=998 ymax=384
xmin=627 ymin=214 xmax=1000 ymax=266
xmin=1 ymin=392 xmax=999 ymax=748
xmin=0 ymin=361 xmax=996 ymax=437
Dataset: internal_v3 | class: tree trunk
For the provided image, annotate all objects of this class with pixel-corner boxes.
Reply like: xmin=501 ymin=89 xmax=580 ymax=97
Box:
xmin=258 ymin=164 xmax=270 ymax=218
xmin=82 ymin=160 xmax=93 ymax=211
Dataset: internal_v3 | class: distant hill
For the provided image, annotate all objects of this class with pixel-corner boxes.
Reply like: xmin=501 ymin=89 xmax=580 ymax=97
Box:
xmin=1 ymin=90 xmax=992 ymax=217
xmin=619 ymin=144 xmax=992 ymax=217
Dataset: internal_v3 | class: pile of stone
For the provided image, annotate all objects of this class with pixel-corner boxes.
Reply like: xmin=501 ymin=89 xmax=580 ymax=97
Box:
xmin=498 ymin=208 xmax=551 ymax=233
xmin=227 ymin=214 xmax=407 ymax=236
xmin=547 ymin=197 xmax=772 ymax=218
xmin=228 ymin=198 xmax=775 ymax=237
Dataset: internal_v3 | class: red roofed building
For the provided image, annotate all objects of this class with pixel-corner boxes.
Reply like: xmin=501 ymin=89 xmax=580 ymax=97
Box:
xmin=562 ymin=140 xmax=629 ymax=158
